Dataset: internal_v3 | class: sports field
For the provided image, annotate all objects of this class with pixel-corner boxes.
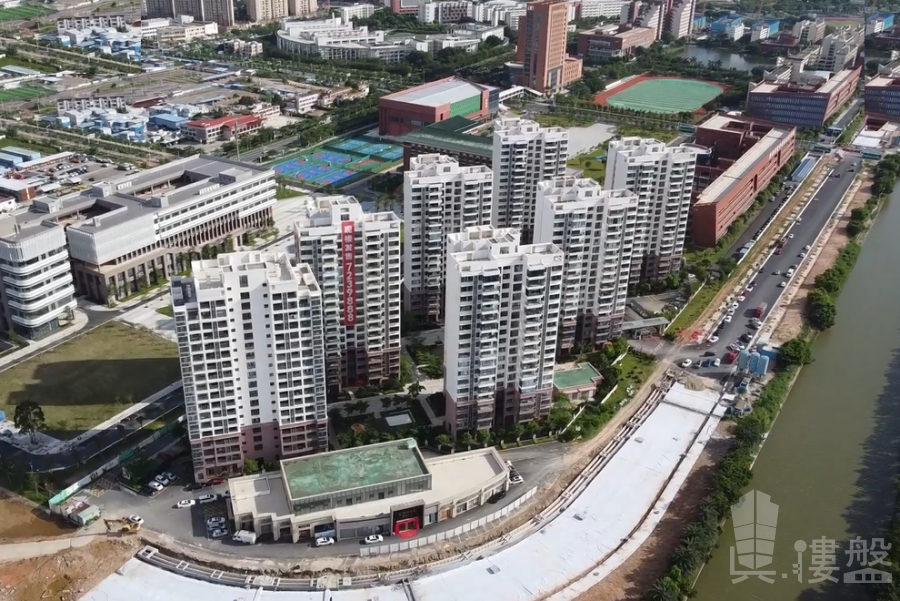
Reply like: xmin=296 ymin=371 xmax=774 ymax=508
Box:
xmin=271 ymin=135 xmax=403 ymax=187
xmin=0 ymin=5 xmax=48 ymax=20
xmin=0 ymin=86 xmax=48 ymax=103
xmin=595 ymin=76 xmax=725 ymax=114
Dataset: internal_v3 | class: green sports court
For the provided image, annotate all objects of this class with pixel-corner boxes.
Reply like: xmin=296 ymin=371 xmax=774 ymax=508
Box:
xmin=596 ymin=76 xmax=725 ymax=114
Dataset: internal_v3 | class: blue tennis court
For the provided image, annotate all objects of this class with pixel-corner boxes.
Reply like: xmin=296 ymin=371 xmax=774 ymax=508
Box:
xmin=311 ymin=150 xmax=354 ymax=164
xmin=332 ymin=139 xmax=368 ymax=152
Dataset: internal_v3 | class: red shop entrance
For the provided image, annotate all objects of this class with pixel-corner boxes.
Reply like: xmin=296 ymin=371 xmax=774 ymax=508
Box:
xmin=393 ymin=517 xmax=419 ymax=539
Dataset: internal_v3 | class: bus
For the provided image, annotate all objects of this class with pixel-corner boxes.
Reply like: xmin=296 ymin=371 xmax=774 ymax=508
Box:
xmin=861 ymin=150 xmax=883 ymax=160
xmin=677 ymin=123 xmax=696 ymax=133
xmin=812 ymin=143 xmax=832 ymax=153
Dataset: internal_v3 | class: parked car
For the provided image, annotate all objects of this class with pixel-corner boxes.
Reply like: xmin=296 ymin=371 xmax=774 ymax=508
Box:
xmin=737 ymin=295 xmax=746 ymax=302
xmin=779 ymin=281 xmax=787 ymax=288
xmin=147 ymin=481 xmax=163 ymax=492
xmin=207 ymin=478 xmax=225 ymax=486
xmin=364 ymin=535 xmax=384 ymax=545
xmin=176 ymin=499 xmax=196 ymax=509
xmin=206 ymin=517 xmax=227 ymax=529
xmin=198 ymin=494 xmax=218 ymax=504
xmin=708 ymin=336 xmax=719 ymax=344
xmin=713 ymin=358 xmax=721 ymax=367
xmin=184 ymin=483 xmax=204 ymax=492
xmin=724 ymin=315 xmax=733 ymax=323
xmin=509 ymin=471 xmax=524 ymax=484
xmin=154 ymin=475 xmax=171 ymax=486
xmin=804 ymin=244 xmax=812 ymax=250
xmin=315 ymin=537 xmax=335 ymax=547
xmin=209 ymin=528 xmax=229 ymax=539
xmin=773 ymin=270 xmax=781 ymax=275
xmin=681 ymin=359 xmax=692 ymax=368
xmin=127 ymin=515 xmax=144 ymax=525
xmin=788 ymin=233 xmax=795 ymax=239
xmin=163 ymin=472 xmax=177 ymax=483
xmin=488 ymin=490 xmax=507 ymax=504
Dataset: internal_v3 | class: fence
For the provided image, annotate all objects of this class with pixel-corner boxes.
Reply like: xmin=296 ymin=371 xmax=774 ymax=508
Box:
xmin=48 ymin=416 xmax=184 ymax=510
xmin=359 ymin=487 xmax=538 ymax=557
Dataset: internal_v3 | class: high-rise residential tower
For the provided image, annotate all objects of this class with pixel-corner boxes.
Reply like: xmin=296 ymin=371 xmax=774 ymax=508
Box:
xmin=294 ymin=196 xmax=402 ymax=395
xmin=605 ymin=137 xmax=700 ymax=285
xmin=514 ymin=0 xmax=583 ymax=94
xmin=403 ymin=154 xmax=493 ymax=324
xmin=534 ymin=178 xmax=640 ymax=350
xmin=172 ymin=251 xmax=327 ymax=483
xmin=444 ymin=226 xmax=563 ymax=434
xmin=248 ymin=0 xmax=288 ymax=22
xmin=492 ymin=117 xmax=568 ymax=242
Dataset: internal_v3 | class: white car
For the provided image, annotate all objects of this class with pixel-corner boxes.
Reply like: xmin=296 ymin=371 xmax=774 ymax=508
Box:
xmin=198 ymin=494 xmax=218 ymax=504
xmin=681 ymin=359 xmax=692 ymax=368
xmin=788 ymin=233 xmax=795 ymax=239
xmin=779 ymin=281 xmax=787 ymax=288
xmin=737 ymin=295 xmax=746 ymax=302
xmin=364 ymin=535 xmax=384 ymax=545
xmin=154 ymin=475 xmax=171 ymax=486
xmin=315 ymin=537 xmax=335 ymax=547
xmin=147 ymin=481 xmax=163 ymax=492
xmin=127 ymin=515 xmax=144 ymax=525
xmin=708 ymin=336 xmax=719 ymax=344
xmin=509 ymin=472 xmax=524 ymax=484
xmin=724 ymin=315 xmax=733 ymax=323
xmin=713 ymin=358 xmax=721 ymax=367
xmin=804 ymin=244 xmax=811 ymax=250
xmin=176 ymin=499 xmax=196 ymax=509
xmin=773 ymin=270 xmax=781 ymax=275
xmin=800 ymin=252 xmax=807 ymax=258
xmin=206 ymin=516 xmax=227 ymax=529
xmin=210 ymin=528 xmax=229 ymax=539
xmin=731 ymin=302 xmax=740 ymax=310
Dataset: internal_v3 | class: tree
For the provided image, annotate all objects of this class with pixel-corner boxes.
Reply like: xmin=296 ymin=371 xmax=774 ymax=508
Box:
xmin=779 ymin=337 xmax=811 ymax=367
xmin=459 ymin=431 xmax=475 ymax=448
xmin=435 ymin=433 xmax=452 ymax=448
xmin=237 ymin=95 xmax=255 ymax=106
xmin=407 ymin=380 xmax=424 ymax=398
xmin=14 ymin=401 xmax=45 ymax=443
xmin=243 ymin=458 xmax=260 ymax=474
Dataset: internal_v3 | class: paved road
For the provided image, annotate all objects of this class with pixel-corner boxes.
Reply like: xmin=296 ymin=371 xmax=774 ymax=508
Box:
xmin=724 ymin=184 xmax=794 ymax=259
xmin=91 ymin=443 xmax=568 ymax=560
xmin=678 ymin=154 xmax=858 ymax=375
xmin=833 ymin=98 xmax=862 ymax=132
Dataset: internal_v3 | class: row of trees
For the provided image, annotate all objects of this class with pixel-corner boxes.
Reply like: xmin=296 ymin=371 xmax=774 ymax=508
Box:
xmin=649 ymin=361 xmax=797 ymax=600
xmin=807 ymin=155 xmax=900 ymax=330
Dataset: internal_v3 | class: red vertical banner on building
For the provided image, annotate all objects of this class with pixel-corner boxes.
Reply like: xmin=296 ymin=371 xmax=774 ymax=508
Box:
xmin=341 ymin=221 xmax=357 ymax=327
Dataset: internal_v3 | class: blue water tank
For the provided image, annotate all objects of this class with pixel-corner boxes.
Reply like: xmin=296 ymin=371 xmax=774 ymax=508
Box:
xmin=749 ymin=352 xmax=760 ymax=372
xmin=756 ymin=355 xmax=770 ymax=376
xmin=759 ymin=345 xmax=779 ymax=361
xmin=738 ymin=349 xmax=751 ymax=370
xmin=0 ymin=409 xmax=5 ymax=422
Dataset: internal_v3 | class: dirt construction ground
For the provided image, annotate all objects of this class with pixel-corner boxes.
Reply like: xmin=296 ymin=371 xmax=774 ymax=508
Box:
xmin=0 ymin=496 xmax=75 ymax=543
xmin=573 ymin=422 xmax=733 ymax=601
xmin=0 ymin=539 xmax=138 ymax=601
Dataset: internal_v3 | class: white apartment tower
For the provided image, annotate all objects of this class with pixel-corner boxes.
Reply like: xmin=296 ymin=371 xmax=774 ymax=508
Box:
xmin=492 ymin=118 xmax=568 ymax=242
xmin=444 ymin=226 xmax=563 ymax=434
xmin=248 ymin=0 xmax=288 ymax=21
xmin=666 ymin=0 xmax=694 ymax=39
xmin=605 ymin=137 xmax=699 ymax=285
xmin=171 ymin=252 xmax=327 ymax=483
xmin=403 ymin=154 xmax=493 ymax=324
xmin=0 ymin=205 xmax=77 ymax=341
xmin=534 ymin=179 xmax=640 ymax=350
xmin=294 ymin=196 xmax=402 ymax=395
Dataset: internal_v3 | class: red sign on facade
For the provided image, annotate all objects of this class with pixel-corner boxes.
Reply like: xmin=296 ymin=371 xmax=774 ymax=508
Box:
xmin=341 ymin=221 xmax=357 ymax=327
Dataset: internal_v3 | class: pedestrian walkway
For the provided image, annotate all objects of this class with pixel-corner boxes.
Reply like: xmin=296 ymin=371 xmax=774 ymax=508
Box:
xmin=0 ymin=309 xmax=89 ymax=371
xmin=0 ymin=534 xmax=98 ymax=563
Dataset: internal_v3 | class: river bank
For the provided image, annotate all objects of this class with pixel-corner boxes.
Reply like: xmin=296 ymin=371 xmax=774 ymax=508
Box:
xmin=574 ymin=163 xmax=881 ymax=601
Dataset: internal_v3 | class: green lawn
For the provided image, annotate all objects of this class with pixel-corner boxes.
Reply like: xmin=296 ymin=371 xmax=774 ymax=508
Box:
xmin=606 ymin=354 xmax=656 ymax=406
xmin=156 ymin=306 xmax=174 ymax=317
xmin=666 ymin=283 xmax=720 ymax=336
xmin=0 ymin=322 xmax=180 ymax=439
xmin=568 ymin=152 xmax=606 ymax=182
xmin=276 ymin=184 xmax=305 ymax=200
xmin=0 ymin=137 xmax=60 ymax=155
xmin=0 ymin=5 xmax=49 ymax=20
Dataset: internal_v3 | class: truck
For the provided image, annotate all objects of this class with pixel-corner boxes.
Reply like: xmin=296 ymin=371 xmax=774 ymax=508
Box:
xmin=755 ymin=302 xmax=768 ymax=318
xmin=233 ymin=530 xmax=257 ymax=544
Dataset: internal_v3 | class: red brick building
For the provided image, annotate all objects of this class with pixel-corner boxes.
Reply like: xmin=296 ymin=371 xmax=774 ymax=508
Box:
xmin=378 ymin=77 xmax=494 ymax=137
xmin=576 ymin=25 xmax=656 ymax=60
xmin=180 ymin=114 xmax=263 ymax=144
xmin=690 ymin=114 xmax=796 ymax=247
xmin=515 ymin=0 xmax=582 ymax=94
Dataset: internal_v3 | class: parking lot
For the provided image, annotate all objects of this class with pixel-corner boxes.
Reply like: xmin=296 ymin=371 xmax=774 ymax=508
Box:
xmin=86 ymin=444 xmax=568 ymax=559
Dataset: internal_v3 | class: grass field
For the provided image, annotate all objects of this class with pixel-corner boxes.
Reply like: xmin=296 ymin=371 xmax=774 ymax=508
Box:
xmin=0 ymin=322 xmax=180 ymax=439
xmin=606 ymin=354 xmax=656 ymax=407
xmin=0 ymin=87 xmax=48 ymax=103
xmin=666 ymin=283 xmax=720 ymax=336
xmin=0 ymin=5 xmax=49 ymax=20
xmin=1 ymin=137 xmax=59 ymax=155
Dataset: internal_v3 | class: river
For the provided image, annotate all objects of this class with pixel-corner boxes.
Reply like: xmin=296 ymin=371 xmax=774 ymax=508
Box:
xmin=693 ymin=186 xmax=900 ymax=601
xmin=678 ymin=45 xmax=773 ymax=71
